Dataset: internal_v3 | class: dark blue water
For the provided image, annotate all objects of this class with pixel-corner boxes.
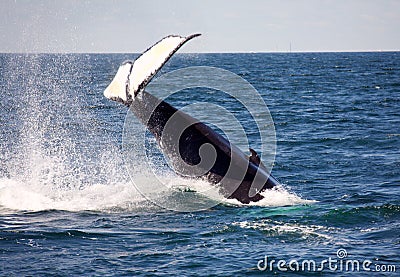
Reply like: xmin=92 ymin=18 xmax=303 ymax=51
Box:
xmin=0 ymin=52 xmax=399 ymax=275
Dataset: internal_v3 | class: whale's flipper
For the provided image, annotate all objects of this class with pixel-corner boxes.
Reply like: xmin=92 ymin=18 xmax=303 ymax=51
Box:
xmin=104 ymin=34 xmax=201 ymax=104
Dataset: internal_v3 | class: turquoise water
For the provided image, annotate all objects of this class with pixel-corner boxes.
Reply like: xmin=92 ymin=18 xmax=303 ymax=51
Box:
xmin=0 ymin=52 xmax=399 ymax=275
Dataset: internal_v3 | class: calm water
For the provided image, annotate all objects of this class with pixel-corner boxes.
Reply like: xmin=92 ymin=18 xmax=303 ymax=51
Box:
xmin=0 ymin=52 xmax=399 ymax=275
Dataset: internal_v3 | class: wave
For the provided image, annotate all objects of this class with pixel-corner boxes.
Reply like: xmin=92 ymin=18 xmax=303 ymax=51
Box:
xmin=232 ymin=219 xmax=333 ymax=240
xmin=0 ymin=177 xmax=144 ymax=212
xmin=322 ymin=204 xmax=400 ymax=226
xmin=0 ymin=175 xmax=312 ymax=213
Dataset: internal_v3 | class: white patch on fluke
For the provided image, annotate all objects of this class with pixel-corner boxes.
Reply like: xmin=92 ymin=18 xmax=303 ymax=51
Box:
xmin=104 ymin=34 xmax=200 ymax=104
xmin=103 ymin=62 xmax=132 ymax=102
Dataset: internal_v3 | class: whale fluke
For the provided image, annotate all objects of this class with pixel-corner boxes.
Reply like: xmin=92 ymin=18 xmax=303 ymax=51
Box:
xmin=104 ymin=34 xmax=201 ymax=104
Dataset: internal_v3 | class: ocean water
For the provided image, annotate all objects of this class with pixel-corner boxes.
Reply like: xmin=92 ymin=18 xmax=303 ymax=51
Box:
xmin=0 ymin=52 xmax=399 ymax=275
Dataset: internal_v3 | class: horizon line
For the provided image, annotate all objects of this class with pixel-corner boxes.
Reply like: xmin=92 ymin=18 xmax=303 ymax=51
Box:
xmin=1 ymin=49 xmax=399 ymax=55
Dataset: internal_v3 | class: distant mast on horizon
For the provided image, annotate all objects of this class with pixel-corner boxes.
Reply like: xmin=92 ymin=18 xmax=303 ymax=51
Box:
xmin=289 ymin=42 xmax=292 ymax=53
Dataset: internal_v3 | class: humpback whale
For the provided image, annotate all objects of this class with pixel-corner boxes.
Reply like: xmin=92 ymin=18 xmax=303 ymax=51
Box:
xmin=104 ymin=34 xmax=280 ymax=204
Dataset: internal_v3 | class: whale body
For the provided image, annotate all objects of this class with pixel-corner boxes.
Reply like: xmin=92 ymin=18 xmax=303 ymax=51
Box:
xmin=104 ymin=34 xmax=280 ymax=204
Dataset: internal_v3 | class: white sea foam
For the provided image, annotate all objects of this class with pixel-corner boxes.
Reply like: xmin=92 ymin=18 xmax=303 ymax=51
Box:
xmin=253 ymin=185 xmax=316 ymax=206
xmin=0 ymin=177 xmax=141 ymax=212
xmin=232 ymin=219 xmax=333 ymax=240
xmin=222 ymin=185 xmax=316 ymax=207
xmin=0 ymin=174 xmax=313 ymax=213
xmin=0 ymin=173 xmax=212 ymax=212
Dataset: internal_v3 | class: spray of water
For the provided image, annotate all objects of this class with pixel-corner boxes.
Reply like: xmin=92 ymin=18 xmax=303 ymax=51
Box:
xmin=0 ymin=54 xmax=138 ymax=212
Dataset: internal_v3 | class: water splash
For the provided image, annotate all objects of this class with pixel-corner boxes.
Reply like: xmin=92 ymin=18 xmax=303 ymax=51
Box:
xmin=0 ymin=54 xmax=133 ymax=212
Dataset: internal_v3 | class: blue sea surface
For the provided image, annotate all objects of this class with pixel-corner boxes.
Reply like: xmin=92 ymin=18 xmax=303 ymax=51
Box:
xmin=0 ymin=52 xmax=399 ymax=275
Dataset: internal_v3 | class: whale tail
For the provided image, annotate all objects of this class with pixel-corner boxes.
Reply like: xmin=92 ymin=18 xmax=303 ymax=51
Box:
xmin=104 ymin=34 xmax=201 ymax=105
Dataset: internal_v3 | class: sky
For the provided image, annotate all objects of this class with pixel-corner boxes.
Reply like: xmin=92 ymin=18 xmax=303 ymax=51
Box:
xmin=1 ymin=0 xmax=399 ymax=53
